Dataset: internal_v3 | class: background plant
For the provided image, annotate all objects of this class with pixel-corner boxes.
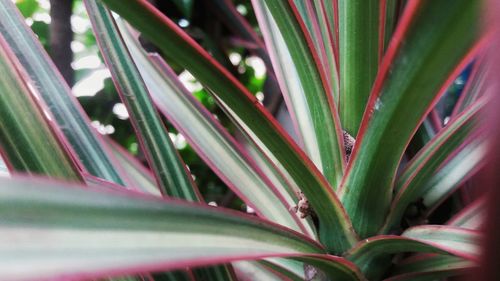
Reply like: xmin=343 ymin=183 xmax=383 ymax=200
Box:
xmin=0 ymin=0 xmax=493 ymax=280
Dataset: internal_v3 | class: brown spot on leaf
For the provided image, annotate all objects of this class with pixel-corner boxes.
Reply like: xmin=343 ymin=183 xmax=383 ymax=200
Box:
xmin=343 ymin=130 xmax=355 ymax=162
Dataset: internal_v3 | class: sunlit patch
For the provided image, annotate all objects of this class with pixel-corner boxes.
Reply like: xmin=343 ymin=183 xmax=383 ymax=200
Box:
xmin=174 ymin=133 xmax=187 ymax=150
xmin=24 ymin=17 xmax=33 ymax=26
xmin=72 ymin=68 xmax=111 ymax=97
xmin=255 ymin=91 xmax=264 ymax=103
xmin=128 ymin=142 xmax=138 ymax=154
xmin=71 ymin=15 xmax=90 ymax=34
xmin=37 ymin=0 xmax=50 ymax=10
xmin=91 ymin=120 xmax=115 ymax=135
xmin=168 ymin=133 xmax=188 ymax=150
xmin=245 ymin=56 xmax=266 ymax=78
xmin=455 ymin=76 xmax=465 ymax=86
xmin=245 ymin=205 xmax=255 ymax=214
xmin=71 ymin=41 xmax=85 ymax=53
xmin=72 ymin=55 xmax=102 ymax=70
xmin=112 ymin=103 xmax=129 ymax=120
xmin=178 ymin=18 xmax=190 ymax=28
xmin=178 ymin=70 xmax=203 ymax=92
xmin=236 ymin=4 xmax=248 ymax=16
xmin=32 ymin=12 xmax=50 ymax=24
xmin=229 ymin=52 xmax=242 ymax=66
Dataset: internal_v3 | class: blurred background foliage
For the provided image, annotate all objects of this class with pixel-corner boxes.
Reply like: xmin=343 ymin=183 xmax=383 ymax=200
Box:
xmin=14 ymin=0 xmax=268 ymax=209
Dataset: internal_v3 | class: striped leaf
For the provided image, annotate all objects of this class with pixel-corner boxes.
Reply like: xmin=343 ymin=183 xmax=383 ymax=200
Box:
xmin=339 ymin=0 xmax=481 ymax=238
xmin=346 ymin=225 xmax=479 ymax=276
xmin=253 ymin=0 xmax=345 ymax=189
xmin=447 ymin=197 xmax=484 ymax=229
xmin=387 ymin=254 xmax=475 ymax=281
xmin=85 ymin=0 xmax=199 ymax=200
xmin=0 ymin=34 xmax=81 ymax=181
xmin=119 ymin=22 xmax=313 ymax=236
xmin=338 ymin=0 xmax=380 ymax=135
xmin=382 ymin=98 xmax=486 ymax=232
xmin=101 ymin=0 xmax=357 ymax=254
xmin=0 ymin=176 xmax=366 ymax=281
xmin=0 ymin=0 xmax=124 ymax=184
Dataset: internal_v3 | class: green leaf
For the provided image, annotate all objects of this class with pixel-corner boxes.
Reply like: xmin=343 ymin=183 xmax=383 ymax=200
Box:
xmin=238 ymin=256 xmax=368 ymax=281
xmin=338 ymin=0 xmax=380 ymax=135
xmin=405 ymin=119 xmax=437 ymax=159
xmin=381 ymin=0 xmax=399 ymax=54
xmin=119 ymin=24 xmax=313 ymax=237
xmin=0 ymin=0 xmax=125 ymax=185
xmin=293 ymin=255 xmax=367 ymax=281
xmin=101 ymin=0 xmax=357 ymax=253
xmin=451 ymin=55 xmax=489 ymax=117
xmin=387 ymin=254 xmax=475 ymax=281
xmin=106 ymin=139 xmax=161 ymax=197
xmin=233 ymin=261 xmax=288 ymax=281
xmin=447 ymin=197 xmax=484 ymax=229
xmin=0 ymin=176 xmax=370 ymax=281
xmin=291 ymin=0 xmax=340 ymax=103
xmin=346 ymin=225 xmax=479 ymax=276
xmin=259 ymin=259 xmax=305 ymax=281
xmin=237 ymin=135 xmax=317 ymax=237
xmin=339 ymin=0 xmax=480 ymax=238
xmin=382 ymin=98 xmax=486 ymax=232
xmin=84 ymin=0 xmax=198 ymax=200
xmin=421 ymin=139 xmax=487 ymax=216
xmin=192 ymin=265 xmax=237 ymax=281
xmin=0 ymin=35 xmax=81 ymax=181
xmin=253 ymin=0 xmax=345 ymax=189
xmin=402 ymin=226 xmax=479 ymax=259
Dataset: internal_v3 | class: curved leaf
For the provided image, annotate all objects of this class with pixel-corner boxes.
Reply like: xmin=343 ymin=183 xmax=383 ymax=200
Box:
xmin=398 ymin=98 xmax=485 ymax=191
xmin=0 ymin=34 xmax=81 ymax=181
xmin=447 ymin=197 xmax=484 ymax=229
xmin=106 ymin=139 xmax=161 ymax=197
xmin=291 ymin=0 xmax=339 ymax=102
xmin=233 ymin=261 xmax=290 ymax=281
xmin=381 ymin=0 xmax=400 ymax=54
xmin=339 ymin=0 xmax=481 ymax=238
xmin=451 ymin=54 xmax=489 ymax=118
xmin=386 ymin=254 xmax=475 ymax=281
xmin=401 ymin=225 xmax=480 ymax=259
xmin=119 ymin=23 xmax=313 ymax=236
xmin=86 ymin=10 xmax=232 ymax=280
xmin=253 ymin=0 xmax=345 ymax=188
xmin=85 ymin=0 xmax=198 ymax=200
xmin=421 ymin=139 xmax=487 ymax=216
xmin=0 ymin=0 xmax=124 ymax=184
xmin=346 ymin=225 xmax=479 ymax=275
xmin=0 ymin=176 xmax=370 ymax=281
xmin=382 ymin=98 xmax=486 ymax=232
xmin=292 ymin=255 xmax=366 ymax=281
xmin=259 ymin=259 xmax=305 ymax=281
xmin=100 ymin=0 xmax=357 ymax=254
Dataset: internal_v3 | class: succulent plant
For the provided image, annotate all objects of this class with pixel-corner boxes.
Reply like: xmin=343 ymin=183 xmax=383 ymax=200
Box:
xmin=0 ymin=0 xmax=492 ymax=280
